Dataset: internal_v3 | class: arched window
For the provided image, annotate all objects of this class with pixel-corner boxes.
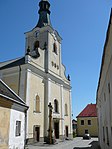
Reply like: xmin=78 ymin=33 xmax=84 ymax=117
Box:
xmin=53 ymin=43 xmax=57 ymax=55
xmin=65 ymin=104 xmax=68 ymax=116
xmin=35 ymin=95 xmax=40 ymax=112
xmin=34 ymin=41 xmax=39 ymax=50
xmin=54 ymin=99 xmax=58 ymax=113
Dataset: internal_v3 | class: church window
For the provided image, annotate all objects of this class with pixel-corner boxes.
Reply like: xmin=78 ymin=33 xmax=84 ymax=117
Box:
xmin=106 ymin=127 xmax=109 ymax=145
xmin=103 ymin=127 xmax=105 ymax=142
xmin=15 ymin=121 xmax=21 ymax=136
xmin=34 ymin=41 xmax=39 ymax=50
xmin=65 ymin=104 xmax=68 ymax=116
xmin=108 ymin=83 xmax=110 ymax=94
xmin=54 ymin=99 xmax=58 ymax=113
xmin=104 ymin=93 xmax=106 ymax=102
xmin=35 ymin=95 xmax=40 ymax=112
xmin=53 ymin=43 xmax=57 ymax=55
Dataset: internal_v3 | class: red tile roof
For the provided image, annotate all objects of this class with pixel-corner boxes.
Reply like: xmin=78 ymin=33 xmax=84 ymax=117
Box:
xmin=77 ymin=104 xmax=97 ymax=118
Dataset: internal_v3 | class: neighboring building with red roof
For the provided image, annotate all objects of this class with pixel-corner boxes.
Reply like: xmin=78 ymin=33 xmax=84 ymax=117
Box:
xmin=76 ymin=103 xmax=98 ymax=137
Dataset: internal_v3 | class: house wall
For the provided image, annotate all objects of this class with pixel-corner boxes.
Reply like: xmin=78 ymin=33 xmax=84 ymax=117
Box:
xmin=0 ymin=97 xmax=11 ymax=149
xmin=97 ymin=15 xmax=112 ymax=149
xmin=77 ymin=117 xmax=98 ymax=137
xmin=9 ymin=107 xmax=25 ymax=149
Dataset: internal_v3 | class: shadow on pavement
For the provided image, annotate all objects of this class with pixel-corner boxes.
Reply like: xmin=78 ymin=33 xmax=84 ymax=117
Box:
xmin=73 ymin=147 xmax=91 ymax=149
xmin=73 ymin=141 xmax=101 ymax=149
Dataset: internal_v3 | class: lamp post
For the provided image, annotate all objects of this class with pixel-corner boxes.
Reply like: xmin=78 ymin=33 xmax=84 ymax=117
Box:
xmin=48 ymin=102 xmax=53 ymax=144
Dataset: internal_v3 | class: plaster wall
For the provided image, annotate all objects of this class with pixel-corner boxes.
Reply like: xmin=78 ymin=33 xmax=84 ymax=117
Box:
xmin=26 ymin=71 xmax=44 ymax=139
xmin=9 ymin=108 xmax=25 ymax=149
xmin=77 ymin=117 xmax=98 ymax=137
xmin=0 ymin=99 xmax=11 ymax=149
xmin=97 ymin=21 xmax=112 ymax=149
xmin=2 ymin=73 xmax=19 ymax=95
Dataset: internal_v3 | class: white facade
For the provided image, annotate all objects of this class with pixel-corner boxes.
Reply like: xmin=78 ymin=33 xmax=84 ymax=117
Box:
xmin=0 ymin=79 xmax=28 ymax=149
xmin=97 ymin=11 xmax=112 ymax=149
xmin=9 ymin=107 xmax=26 ymax=149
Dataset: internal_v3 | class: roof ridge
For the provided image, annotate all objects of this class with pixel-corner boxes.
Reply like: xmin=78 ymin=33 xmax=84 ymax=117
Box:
xmin=77 ymin=104 xmax=97 ymax=118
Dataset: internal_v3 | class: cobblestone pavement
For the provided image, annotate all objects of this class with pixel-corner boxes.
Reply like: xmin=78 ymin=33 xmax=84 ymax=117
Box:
xmin=27 ymin=137 xmax=100 ymax=149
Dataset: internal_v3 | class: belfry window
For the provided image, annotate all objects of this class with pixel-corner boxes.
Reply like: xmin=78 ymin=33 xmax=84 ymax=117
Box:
xmin=54 ymin=99 xmax=58 ymax=113
xmin=53 ymin=43 xmax=57 ymax=55
xmin=34 ymin=41 xmax=39 ymax=50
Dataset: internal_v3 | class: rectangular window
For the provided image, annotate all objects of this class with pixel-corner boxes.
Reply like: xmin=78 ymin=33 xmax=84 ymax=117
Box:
xmin=85 ymin=129 xmax=88 ymax=134
xmin=108 ymin=83 xmax=110 ymax=94
xmin=111 ymin=127 xmax=112 ymax=137
xmin=106 ymin=127 xmax=109 ymax=145
xmin=16 ymin=121 xmax=21 ymax=136
xmin=88 ymin=120 xmax=91 ymax=125
xmin=104 ymin=93 xmax=106 ymax=102
xmin=81 ymin=120 xmax=84 ymax=125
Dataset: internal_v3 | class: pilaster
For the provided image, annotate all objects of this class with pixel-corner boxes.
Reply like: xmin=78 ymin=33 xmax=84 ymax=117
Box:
xmin=69 ymin=89 xmax=73 ymax=135
xmin=60 ymin=85 xmax=65 ymax=138
xmin=44 ymin=77 xmax=51 ymax=138
xmin=25 ymin=69 xmax=31 ymax=139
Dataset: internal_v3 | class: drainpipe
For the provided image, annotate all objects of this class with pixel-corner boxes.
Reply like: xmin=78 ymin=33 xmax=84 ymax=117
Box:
xmin=24 ymin=109 xmax=28 ymax=148
xmin=18 ymin=65 xmax=21 ymax=96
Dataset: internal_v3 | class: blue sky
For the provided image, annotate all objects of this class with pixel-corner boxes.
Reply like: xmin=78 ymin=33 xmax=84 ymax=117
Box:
xmin=0 ymin=0 xmax=112 ymax=119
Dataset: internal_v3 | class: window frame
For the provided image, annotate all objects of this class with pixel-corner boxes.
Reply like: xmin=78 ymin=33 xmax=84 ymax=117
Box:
xmin=85 ymin=129 xmax=88 ymax=134
xmin=81 ymin=120 xmax=84 ymax=125
xmin=88 ymin=120 xmax=91 ymax=125
xmin=54 ymin=99 xmax=59 ymax=113
xmin=34 ymin=41 xmax=39 ymax=49
xmin=15 ymin=121 xmax=21 ymax=137
xmin=53 ymin=43 xmax=58 ymax=55
xmin=34 ymin=95 xmax=40 ymax=113
xmin=106 ymin=127 xmax=109 ymax=146
xmin=103 ymin=126 xmax=105 ymax=142
xmin=65 ymin=103 xmax=68 ymax=116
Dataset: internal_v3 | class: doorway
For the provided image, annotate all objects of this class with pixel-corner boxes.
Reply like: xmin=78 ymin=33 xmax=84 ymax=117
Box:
xmin=65 ymin=126 xmax=68 ymax=137
xmin=54 ymin=122 xmax=59 ymax=139
xmin=33 ymin=126 xmax=40 ymax=142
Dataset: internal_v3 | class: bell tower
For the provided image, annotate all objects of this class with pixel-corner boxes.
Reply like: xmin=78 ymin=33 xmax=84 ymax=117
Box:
xmin=25 ymin=0 xmax=62 ymax=76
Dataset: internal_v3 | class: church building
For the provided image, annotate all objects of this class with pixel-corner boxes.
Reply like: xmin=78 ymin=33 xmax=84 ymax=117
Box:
xmin=0 ymin=0 xmax=72 ymax=143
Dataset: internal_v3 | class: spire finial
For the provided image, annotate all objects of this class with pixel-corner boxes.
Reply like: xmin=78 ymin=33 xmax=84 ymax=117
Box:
xmin=35 ymin=0 xmax=52 ymax=28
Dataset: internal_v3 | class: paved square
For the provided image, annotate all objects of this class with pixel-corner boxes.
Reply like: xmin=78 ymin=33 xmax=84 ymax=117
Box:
xmin=27 ymin=137 xmax=100 ymax=149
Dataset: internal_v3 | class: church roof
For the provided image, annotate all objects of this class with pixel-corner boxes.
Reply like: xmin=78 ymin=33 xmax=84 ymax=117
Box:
xmin=0 ymin=79 xmax=28 ymax=108
xmin=77 ymin=104 xmax=97 ymax=118
xmin=0 ymin=57 xmax=25 ymax=70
